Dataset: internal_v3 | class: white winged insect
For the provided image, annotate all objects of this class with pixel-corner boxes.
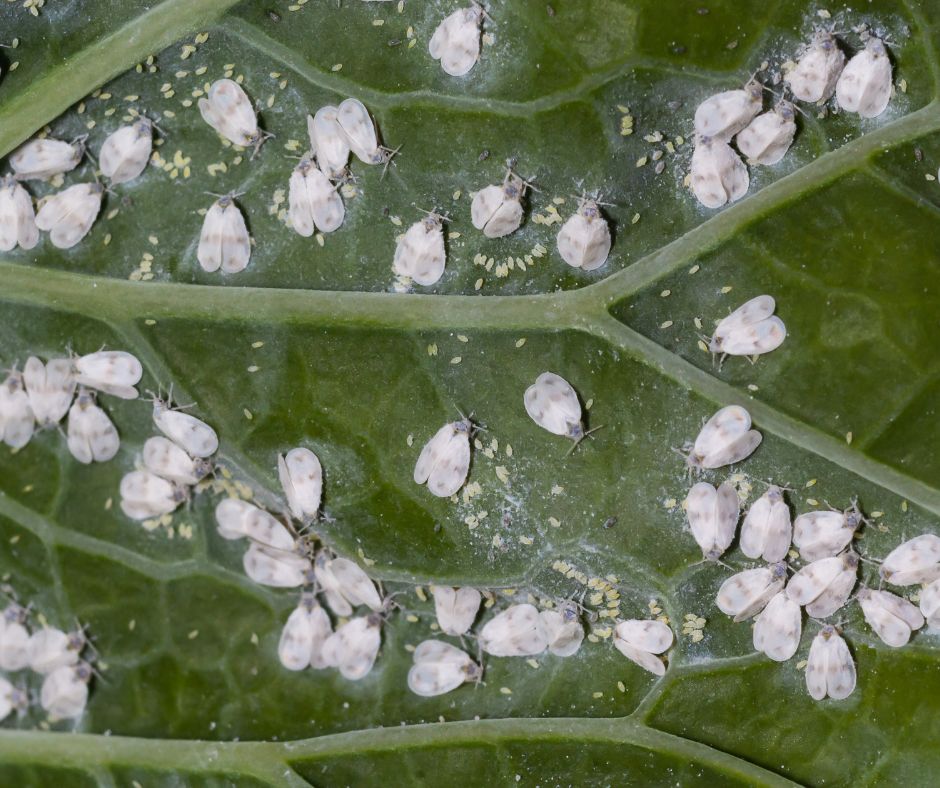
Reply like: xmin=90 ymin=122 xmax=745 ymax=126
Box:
xmin=879 ymin=534 xmax=940 ymax=586
xmin=99 ymin=117 xmax=153 ymax=185
xmin=242 ymin=542 xmax=311 ymax=588
xmin=685 ymin=481 xmax=739 ymax=561
xmin=152 ymin=396 xmax=218 ymax=458
xmin=337 ymin=98 xmax=392 ymax=166
xmin=215 ymin=499 xmax=295 ymax=551
xmin=786 ymin=550 xmax=858 ymax=618
xmin=314 ymin=551 xmax=383 ymax=617
xmin=690 ymin=137 xmax=749 ymax=210
xmin=919 ymin=579 xmax=940 ymax=628
xmin=278 ymin=447 xmax=323 ymax=521
xmin=471 ymin=170 xmax=529 ymax=238
xmin=413 ymin=416 xmax=473 ymax=498
xmin=0 ymin=678 xmax=27 ymax=722
xmin=40 ymin=661 xmax=93 ymax=719
xmin=0 ymin=603 xmax=31 ymax=671
xmin=0 ymin=369 xmax=34 ymax=449
xmin=28 ymin=625 xmax=86 ymax=674
xmin=198 ymin=78 xmax=268 ymax=151
xmin=716 ymin=562 xmax=788 ymax=622
xmin=752 ymin=591 xmax=801 ymax=661
xmin=736 ymin=101 xmax=797 ymax=166
xmin=23 ymin=356 xmax=75 ymax=428
xmin=857 ymin=587 xmax=924 ymax=647
xmin=197 ymin=193 xmax=251 ymax=274
xmin=9 ymin=136 xmax=84 ymax=180
xmin=66 ymin=388 xmax=119 ymax=464
xmin=792 ymin=502 xmax=865 ymax=562
xmin=479 ymin=603 xmax=549 ymax=657
xmin=523 ymin=371 xmax=598 ymax=450
xmin=288 ymin=156 xmax=345 ymax=237
xmin=708 ymin=295 xmax=786 ymax=363
xmin=73 ymin=349 xmax=142 ymax=400
xmin=393 ymin=211 xmax=447 ymax=286
xmin=693 ymin=80 xmax=763 ymax=141
xmin=0 ymin=175 xmax=39 ymax=251
xmin=307 ymin=106 xmax=350 ymax=178
xmin=321 ymin=613 xmax=382 ymax=681
xmin=119 ymin=469 xmax=187 ymax=520
xmin=836 ymin=37 xmax=893 ymax=119
xmin=429 ymin=4 xmax=485 ymax=77
xmin=539 ymin=604 xmax=584 ymax=657
xmin=684 ymin=404 xmax=762 ymax=471
xmin=430 ymin=585 xmax=481 ymax=636
xmin=408 ymin=639 xmax=482 ymax=697
xmin=805 ymin=625 xmax=856 ymax=701
xmin=740 ymin=485 xmax=792 ymax=562
xmin=143 ymin=436 xmax=212 ymax=485
xmin=786 ymin=31 xmax=846 ymax=103
xmin=613 ymin=619 xmax=673 ymax=676
xmin=35 ymin=183 xmax=103 ymax=249
xmin=556 ymin=197 xmax=611 ymax=272
xmin=278 ymin=592 xmax=332 ymax=671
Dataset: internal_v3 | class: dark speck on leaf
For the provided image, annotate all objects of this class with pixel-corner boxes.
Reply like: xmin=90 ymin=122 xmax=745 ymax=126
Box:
xmin=914 ymin=147 xmax=924 ymax=162
xmin=671 ymin=43 xmax=687 ymax=55
xmin=479 ymin=149 xmax=490 ymax=161
xmin=697 ymin=7 xmax=709 ymax=14
xmin=546 ymin=4 xmax=555 ymax=16
xmin=603 ymin=516 xmax=617 ymax=530
xmin=267 ymin=10 xmax=281 ymax=22
xmin=388 ymin=39 xmax=402 ymax=48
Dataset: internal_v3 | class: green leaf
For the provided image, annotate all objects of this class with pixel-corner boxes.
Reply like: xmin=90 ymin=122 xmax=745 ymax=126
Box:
xmin=1 ymin=0 xmax=938 ymax=784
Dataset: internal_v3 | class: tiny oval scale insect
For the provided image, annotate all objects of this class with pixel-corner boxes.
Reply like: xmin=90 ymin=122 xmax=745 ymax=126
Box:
xmin=288 ymin=156 xmax=345 ymax=237
xmin=314 ymin=552 xmax=383 ymax=617
xmin=198 ymin=193 xmax=251 ymax=274
xmin=919 ymin=579 xmax=940 ymax=628
xmin=215 ymin=498 xmax=296 ymax=551
xmin=413 ymin=417 xmax=473 ymax=498
xmin=429 ymin=4 xmax=484 ymax=77
xmin=539 ymin=605 xmax=584 ymax=657
xmin=99 ymin=117 xmax=153 ymax=185
xmin=690 ymin=137 xmax=749 ymax=209
xmin=40 ymin=661 xmax=93 ymax=719
xmin=836 ymin=37 xmax=893 ymax=119
xmin=35 ymin=183 xmax=104 ymax=249
xmin=792 ymin=502 xmax=864 ymax=562
xmin=143 ymin=435 xmax=212 ymax=485
xmin=471 ymin=172 xmax=528 ymax=238
xmin=27 ymin=626 xmax=85 ymax=674
xmin=393 ymin=212 xmax=447 ymax=286
xmin=556 ymin=198 xmax=611 ymax=271
xmin=119 ymin=469 xmax=187 ymax=520
xmin=337 ymin=98 xmax=387 ymax=165
xmin=0 ymin=175 xmax=39 ymax=251
xmin=786 ymin=31 xmax=846 ymax=103
xmin=879 ymin=534 xmax=940 ymax=586
xmin=320 ymin=613 xmax=382 ymax=681
xmin=0 ymin=605 xmax=31 ymax=671
xmin=0 ymin=678 xmax=27 ymax=722
xmin=307 ymin=106 xmax=350 ymax=178
xmin=242 ymin=543 xmax=311 ymax=588
xmin=278 ymin=593 xmax=332 ymax=671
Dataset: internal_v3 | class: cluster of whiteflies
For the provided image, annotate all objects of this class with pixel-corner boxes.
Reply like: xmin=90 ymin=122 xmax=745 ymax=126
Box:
xmin=680 ymin=399 xmax=938 ymax=700
xmin=0 ymin=599 xmax=96 ymax=721
xmin=0 ymin=116 xmax=154 ymax=251
xmin=196 ymin=77 xmax=393 ymax=275
xmin=691 ymin=27 xmax=894 ymax=209
xmin=0 ymin=351 xmax=141 ymax=464
xmin=119 ymin=396 xmax=218 ymax=521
